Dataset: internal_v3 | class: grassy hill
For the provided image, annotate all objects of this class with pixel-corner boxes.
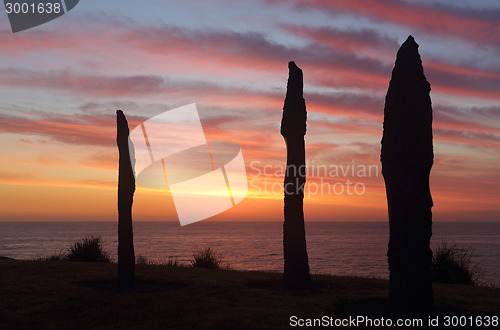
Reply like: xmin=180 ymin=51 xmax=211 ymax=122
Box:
xmin=1 ymin=259 xmax=499 ymax=329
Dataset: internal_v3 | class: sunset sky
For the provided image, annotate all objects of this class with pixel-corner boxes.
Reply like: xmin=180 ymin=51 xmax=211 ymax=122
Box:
xmin=0 ymin=0 xmax=499 ymax=222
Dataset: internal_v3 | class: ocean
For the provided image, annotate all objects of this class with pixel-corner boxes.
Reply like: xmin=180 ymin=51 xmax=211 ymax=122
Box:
xmin=1 ymin=221 xmax=499 ymax=285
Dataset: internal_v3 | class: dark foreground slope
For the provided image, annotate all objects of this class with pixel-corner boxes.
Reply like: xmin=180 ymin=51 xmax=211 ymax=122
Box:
xmin=1 ymin=259 xmax=499 ymax=329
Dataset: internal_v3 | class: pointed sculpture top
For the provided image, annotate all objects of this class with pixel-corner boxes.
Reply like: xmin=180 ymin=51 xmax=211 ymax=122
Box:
xmin=405 ymin=35 xmax=416 ymax=45
xmin=281 ymin=61 xmax=306 ymax=138
xmin=116 ymin=109 xmax=130 ymax=138
xmin=286 ymin=61 xmax=303 ymax=100
xmin=116 ymin=109 xmax=127 ymax=126
xmin=398 ymin=35 xmax=419 ymax=56
xmin=288 ymin=61 xmax=299 ymax=70
xmin=392 ymin=35 xmax=427 ymax=84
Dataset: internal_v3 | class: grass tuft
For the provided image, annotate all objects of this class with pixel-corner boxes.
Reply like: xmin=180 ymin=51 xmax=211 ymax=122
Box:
xmin=191 ymin=247 xmax=228 ymax=269
xmin=432 ymin=242 xmax=480 ymax=286
xmin=67 ymin=236 xmax=111 ymax=263
xmin=35 ymin=251 xmax=66 ymax=261
xmin=137 ymin=256 xmax=182 ymax=267
xmin=165 ymin=257 xmax=181 ymax=267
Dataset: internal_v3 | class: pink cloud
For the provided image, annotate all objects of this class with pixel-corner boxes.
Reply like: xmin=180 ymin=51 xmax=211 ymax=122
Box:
xmin=275 ymin=0 xmax=500 ymax=47
xmin=0 ymin=111 xmax=117 ymax=147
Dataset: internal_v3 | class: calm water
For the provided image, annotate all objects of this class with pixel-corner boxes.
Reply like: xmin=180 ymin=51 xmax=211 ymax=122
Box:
xmin=1 ymin=221 xmax=499 ymax=285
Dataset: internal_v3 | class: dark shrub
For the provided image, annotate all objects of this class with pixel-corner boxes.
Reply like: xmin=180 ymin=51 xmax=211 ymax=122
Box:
xmin=432 ymin=242 xmax=480 ymax=285
xmin=191 ymin=247 xmax=227 ymax=269
xmin=67 ymin=236 xmax=111 ymax=263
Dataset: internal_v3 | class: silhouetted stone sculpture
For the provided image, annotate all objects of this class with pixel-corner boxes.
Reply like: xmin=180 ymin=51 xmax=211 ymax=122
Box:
xmin=281 ymin=61 xmax=311 ymax=289
xmin=117 ymin=110 xmax=135 ymax=288
xmin=381 ymin=36 xmax=434 ymax=315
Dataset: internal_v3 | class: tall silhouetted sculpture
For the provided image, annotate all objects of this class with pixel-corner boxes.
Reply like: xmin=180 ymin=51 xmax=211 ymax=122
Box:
xmin=281 ymin=61 xmax=311 ymax=289
xmin=117 ymin=110 xmax=136 ymax=288
xmin=381 ymin=36 xmax=434 ymax=315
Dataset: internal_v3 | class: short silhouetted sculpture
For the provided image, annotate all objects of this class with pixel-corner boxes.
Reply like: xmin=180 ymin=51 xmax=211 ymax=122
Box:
xmin=281 ymin=61 xmax=311 ymax=289
xmin=381 ymin=36 xmax=434 ymax=315
xmin=116 ymin=110 xmax=136 ymax=288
